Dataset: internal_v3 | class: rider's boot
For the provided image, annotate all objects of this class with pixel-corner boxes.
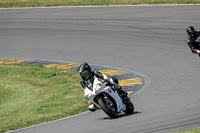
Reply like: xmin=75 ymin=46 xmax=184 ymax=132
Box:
xmin=89 ymin=103 xmax=98 ymax=112
xmin=191 ymin=48 xmax=197 ymax=54
xmin=117 ymin=87 xmax=129 ymax=101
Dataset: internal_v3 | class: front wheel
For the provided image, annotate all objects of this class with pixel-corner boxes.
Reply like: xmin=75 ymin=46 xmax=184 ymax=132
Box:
xmin=97 ymin=97 xmax=118 ymax=118
xmin=124 ymin=99 xmax=134 ymax=114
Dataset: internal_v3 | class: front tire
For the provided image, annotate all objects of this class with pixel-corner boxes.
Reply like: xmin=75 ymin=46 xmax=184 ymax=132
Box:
xmin=97 ymin=97 xmax=118 ymax=118
xmin=124 ymin=99 xmax=134 ymax=114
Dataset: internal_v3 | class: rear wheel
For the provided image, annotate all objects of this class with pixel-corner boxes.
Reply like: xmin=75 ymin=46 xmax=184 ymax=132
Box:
xmin=97 ymin=97 xmax=118 ymax=118
xmin=124 ymin=99 xmax=134 ymax=114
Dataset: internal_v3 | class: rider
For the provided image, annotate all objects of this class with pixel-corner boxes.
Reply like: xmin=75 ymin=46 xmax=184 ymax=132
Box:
xmin=186 ymin=26 xmax=200 ymax=54
xmin=78 ymin=62 xmax=128 ymax=112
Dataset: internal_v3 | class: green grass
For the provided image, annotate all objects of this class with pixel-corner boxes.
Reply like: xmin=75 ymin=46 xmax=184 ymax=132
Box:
xmin=173 ymin=128 xmax=200 ymax=133
xmin=0 ymin=0 xmax=199 ymax=8
xmin=0 ymin=64 xmax=88 ymax=133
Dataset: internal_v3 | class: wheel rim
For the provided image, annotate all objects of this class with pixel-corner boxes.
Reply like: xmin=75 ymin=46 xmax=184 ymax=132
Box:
xmin=105 ymin=99 xmax=117 ymax=113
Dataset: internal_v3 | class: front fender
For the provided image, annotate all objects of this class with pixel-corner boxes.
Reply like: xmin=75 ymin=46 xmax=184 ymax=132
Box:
xmin=94 ymin=92 xmax=117 ymax=108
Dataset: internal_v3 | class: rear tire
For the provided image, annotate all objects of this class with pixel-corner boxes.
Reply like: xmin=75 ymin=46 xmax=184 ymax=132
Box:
xmin=124 ymin=99 xmax=134 ymax=114
xmin=97 ymin=97 xmax=118 ymax=118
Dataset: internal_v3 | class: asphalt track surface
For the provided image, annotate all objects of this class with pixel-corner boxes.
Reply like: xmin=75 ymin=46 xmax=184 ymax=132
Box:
xmin=1 ymin=4 xmax=200 ymax=133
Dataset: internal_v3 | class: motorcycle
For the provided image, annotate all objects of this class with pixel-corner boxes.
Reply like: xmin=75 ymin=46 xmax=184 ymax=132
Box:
xmin=85 ymin=77 xmax=134 ymax=118
xmin=191 ymin=36 xmax=200 ymax=57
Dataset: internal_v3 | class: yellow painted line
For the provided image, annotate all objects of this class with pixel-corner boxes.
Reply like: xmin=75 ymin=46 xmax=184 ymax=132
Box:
xmin=0 ymin=59 xmax=15 ymax=63
xmin=45 ymin=63 xmax=80 ymax=69
xmin=0 ymin=59 xmax=32 ymax=64
xmin=119 ymin=78 xmax=143 ymax=86
xmin=4 ymin=60 xmax=33 ymax=64
xmin=99 ymin=69 xmax=129 ymax=76
xmin=57 ymin=63 xmax=80 ymax=69
xmin=127 ymin=91 xmax=134 ymax=96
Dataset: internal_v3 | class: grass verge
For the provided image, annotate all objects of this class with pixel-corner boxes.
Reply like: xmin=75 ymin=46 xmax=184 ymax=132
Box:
xmin=0 ymin=64 xmax=88 ymax=133
xmin=0 ymin=0 xmax=199 ymax=8
xmin=173 ymin=128 xmax=200 ymax=133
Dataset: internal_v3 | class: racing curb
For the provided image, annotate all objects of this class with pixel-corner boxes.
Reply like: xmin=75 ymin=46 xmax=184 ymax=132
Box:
xmin=0 ymin=58 xmax=150 ymax=97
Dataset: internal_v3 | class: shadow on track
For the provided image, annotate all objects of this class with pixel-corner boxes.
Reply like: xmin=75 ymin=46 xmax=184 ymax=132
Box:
xmin=97 ymin=111 xmax=141 ymax=120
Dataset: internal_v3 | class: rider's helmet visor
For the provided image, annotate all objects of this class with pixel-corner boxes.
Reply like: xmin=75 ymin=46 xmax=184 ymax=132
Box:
xmin=80 ymin=71 xmax=89 ymax=80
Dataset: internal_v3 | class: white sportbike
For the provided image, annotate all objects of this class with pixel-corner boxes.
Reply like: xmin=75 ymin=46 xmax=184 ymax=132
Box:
xmin=85 ymin=77 xmax=134 ymax=118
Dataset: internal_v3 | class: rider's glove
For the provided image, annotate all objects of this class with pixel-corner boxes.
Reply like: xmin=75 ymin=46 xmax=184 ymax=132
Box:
xmin=102 ymin=79 xmax=109 ymax=83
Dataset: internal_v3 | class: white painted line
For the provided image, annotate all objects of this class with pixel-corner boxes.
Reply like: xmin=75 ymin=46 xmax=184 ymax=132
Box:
xmin=6 ymin=111 xmax=90 ymax=133
xmin=0 ymin=4 xmax=199 ymax=10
